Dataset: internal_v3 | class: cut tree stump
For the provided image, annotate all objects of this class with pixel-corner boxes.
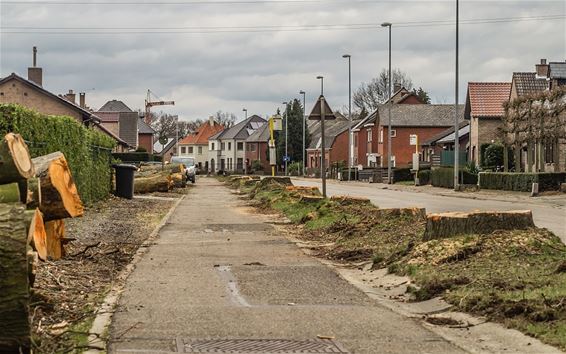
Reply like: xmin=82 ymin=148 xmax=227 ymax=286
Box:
xmin=0 ymin=182 xmax=21 ymax=203
xmin=423 ymin=210 xmax=535 ymax=240
xmin=170 ymin=173 xmax=187 ymax=188
xmin=0 ymin=133 xmax=35 ymax=185
xmin=376 ymin=207 xmax=427 ymax=220
xmin=0 ymin=203 xmax=31 ymax=353
xmin=26 ymin=208 xmax=47 ymax=261
xmin=32 ymin=152 xmax=84 ymax=221
xmin=45 ymin=219 xmax=65 ymax=260
xmin=330 ymin=195 xmax=371 ymax=206
xmin=134 ymin=174 xmax=171 ymax=194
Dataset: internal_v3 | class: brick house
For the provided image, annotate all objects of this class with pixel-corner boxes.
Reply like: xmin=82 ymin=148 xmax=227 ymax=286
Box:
xmin=245 ymin=122 xmax=271 ymax=173
xmin=420 ymin=121 xmax=470 ymax=165
xmin=464 ymin=82 xmax=512 ymax=165
xmin=0 ymin=72 xmax=129 ymax=151
xmin=137 ymin=119 xmax=156 ymax=153
xmin=96 ymin=100 xmax=145 ymax=150
xmin=178 ymin=117 xmax=224 ymax=170
xmin=208 ymin=115 xmax=266 ymax=173
xmin=352 ymin=86 xmax=425 ymax=167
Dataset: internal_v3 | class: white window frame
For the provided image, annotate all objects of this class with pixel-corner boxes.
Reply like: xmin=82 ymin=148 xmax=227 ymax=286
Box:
xmin=188 ymin=146 xmax=193 ymax=154
xmin=367 ymin=128 xmax=372 ymax=142
xmin=198 ymin=146 xmax=202 ymax=155
xmin=390 ymin=129 xmax=397 ymax=138
xmin=379 ymin=129 xmax=383 ymax=143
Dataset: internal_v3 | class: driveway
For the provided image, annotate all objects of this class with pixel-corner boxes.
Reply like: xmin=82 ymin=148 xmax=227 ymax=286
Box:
xmin=108 ymin=178 xmax=465 ymax=354
xmin=292 ymin=178 xmax=566 ymax=243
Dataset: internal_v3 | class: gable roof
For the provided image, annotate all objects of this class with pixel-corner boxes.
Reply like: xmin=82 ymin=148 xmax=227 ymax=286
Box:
xmin=211 ymin=115 xmax=266 ymax=140
xmin=512 ymin=72 xmax=549 ymax=96
xmin=246 ymin=122 xmax=270 ymax=142
xmin=180 ymin=119 xmax=224 ymax=145
xmin=374 ymin=104 xmax=464 ymax=127
xmin=308 ymin=113 xmax=358 ymax=150
xmin=98 ymin=100 xmax=133 ymax=112
xmin=0 ymin=73 xmax=100 ymax=124
xmin=138 ymin=118 xmax=156 ymax=134
xmin=465 ymin=82 xmax=511 ymax=119
xmin=307 ymin=95 xmax=337 ymax=120
xmin=386 ymin=87 xmax=421 ymax=104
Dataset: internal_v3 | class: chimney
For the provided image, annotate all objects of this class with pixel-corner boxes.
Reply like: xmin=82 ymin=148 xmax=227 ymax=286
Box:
xmin=536 ymin=58 xmax=549 ymax=78
xmin=393 ymin=83 xmax=402 ymax=93
xmin=27 ymin=46 xmax=43 ymax=86
xmin=209 ymin=116 xmax=214 ymax=126
xmin=79 ymin=92 xmax=86 ymax=108
xmin=65 ymin=90 xmax=76 ymax=104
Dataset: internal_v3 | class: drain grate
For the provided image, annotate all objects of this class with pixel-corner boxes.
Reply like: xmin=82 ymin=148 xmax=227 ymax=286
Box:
xmin=181 ymin=338 xmax=349 ymax=353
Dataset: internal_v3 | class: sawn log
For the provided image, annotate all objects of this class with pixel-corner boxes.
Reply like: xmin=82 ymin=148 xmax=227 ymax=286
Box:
xmin=0 ymin=133 xmax=35 ymax=184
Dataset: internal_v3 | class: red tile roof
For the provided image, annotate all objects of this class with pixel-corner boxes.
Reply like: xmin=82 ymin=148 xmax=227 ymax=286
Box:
xmin=180 ymin=120 xmax=224 ymax=145
xmin=467 ymin=82 xmax=511 ymax=118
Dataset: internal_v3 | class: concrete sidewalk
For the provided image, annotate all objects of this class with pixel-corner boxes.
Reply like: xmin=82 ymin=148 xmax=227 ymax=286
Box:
xmin=108 ymin=178 xmax=464 ymax=354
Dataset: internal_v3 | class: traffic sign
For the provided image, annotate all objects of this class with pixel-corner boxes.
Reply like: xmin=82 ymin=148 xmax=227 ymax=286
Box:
xmin=283 ymin=156 xmax=291 ymax=162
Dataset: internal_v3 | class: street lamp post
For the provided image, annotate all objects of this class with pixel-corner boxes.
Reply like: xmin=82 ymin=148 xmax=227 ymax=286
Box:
xmin=381 ymin=22 xmax=393 ymax=184
xmin=299 ymin=90 xmax=306 ymax=177
xmin=343 ymin=54 xmax=352 ymax=181
xmin=453 ymin=0 xmax=460 ymax=191
xmin=242 ymin=108 xmax=247 ymax=120
xmin=316 ymin=75 xmax=326 ymax=198
xmin=283 ymin=101 xmax=288 ymax=176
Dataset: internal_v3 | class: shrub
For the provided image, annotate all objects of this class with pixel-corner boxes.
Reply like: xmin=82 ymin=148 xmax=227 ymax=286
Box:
xmin=113 ymin=152 xmax=151 ymax=162
xmin=484 ymin=143 xmax=504 ymax=168
xmin=431 ymin=167 xmax=478 ymax=188
xmin=393 ymin=168 xmax=413 ymax=182
xmin=251 ymin=160 xmax=263 ymax=172
xmin=288 ymin=162 xmax=301 ymax=176
xmin=0 ymin=104 xmax=116 ymax=204
xmin=479 ymin=172 xmax=566 ymax=192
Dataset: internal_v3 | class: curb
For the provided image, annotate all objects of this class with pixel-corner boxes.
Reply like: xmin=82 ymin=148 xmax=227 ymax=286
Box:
xmin=84 ymin=195 xmax=185 ymax=354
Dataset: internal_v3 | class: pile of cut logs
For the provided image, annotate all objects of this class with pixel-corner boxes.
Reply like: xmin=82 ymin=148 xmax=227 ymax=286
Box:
xmin=134 ymin=162 xmax=186 ymax=193
xmin=1 ymin=133 xmax=85 ymax=353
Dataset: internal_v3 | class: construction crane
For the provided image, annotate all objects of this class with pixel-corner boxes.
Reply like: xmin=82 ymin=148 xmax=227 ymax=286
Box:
xmin=144 ymin=89 xmax=174 ymax=124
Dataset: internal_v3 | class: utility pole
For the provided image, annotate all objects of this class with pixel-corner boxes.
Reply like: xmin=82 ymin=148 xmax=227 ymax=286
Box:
xmin=453 ymin=0 xmax=460 ymax=191
xmin=343 ymin=54 xmax=352 ymax=181
xmin=300 ymin=90 xmax=306 ymax=177
xmin=317 ymin=76 xmax=326 ymax=198
xmin=283 ymin=101 xmax=288 ymax=176
xmin=381 ymin=22 xmax=393 ymax=184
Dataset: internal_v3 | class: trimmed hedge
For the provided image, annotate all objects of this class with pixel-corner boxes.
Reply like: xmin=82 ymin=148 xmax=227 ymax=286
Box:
xmin=431 ymin=167 xmax=478 ymax=188
xmin=479 ymin=172 xmax=566 ymax=192
xmin=393 ymin=168 xmax=413 ymax=182
xmin=0 ymin=104 xmax=116 ymax=204
xmin=112 ymin=152 xmax=162 ymax=162
xmin=417 ymin=170 xmax=431 ymax=185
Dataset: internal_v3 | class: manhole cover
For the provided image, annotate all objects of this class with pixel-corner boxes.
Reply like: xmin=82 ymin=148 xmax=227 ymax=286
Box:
xmin=181 ymin=338 xmax=349 ymax=353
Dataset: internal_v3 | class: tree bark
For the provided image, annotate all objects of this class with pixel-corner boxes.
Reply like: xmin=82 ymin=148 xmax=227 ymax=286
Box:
xmin=32 ymin=152 xmax=84 ymax=221
xmin=423 ymin=210 xmax=535 ymax=240
xmin=0 ymin=204 xmax=31 ymax=353
xmin=0 ymin=133 xmax=35 ymax=185
xmin=25 ymin=178 xmax=41 ymax=210
xmin=134 ymin=174 xmax=171 ymax=194
xmin=45 ymin=219 xmax=65 ymax=260
xmin=0 ymin=182 xmax=21 ymax=204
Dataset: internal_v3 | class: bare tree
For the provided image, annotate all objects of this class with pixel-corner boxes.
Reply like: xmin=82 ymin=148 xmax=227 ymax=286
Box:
xmin=146 ymin=111 xmax=195 ymax=139
xmin=214 ymin=110 xmax=237 ymax=128
xmin=353 ymin=68 xmax=414 ymax=112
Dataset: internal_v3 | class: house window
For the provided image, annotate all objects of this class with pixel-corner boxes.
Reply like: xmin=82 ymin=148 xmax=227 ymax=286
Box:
xmin=188 ymin=147 xmax=193 ymax=154
xmin=198 ymin=146 xmax=202 ymax=155
xmin=237 ymin=142 xmax=244 ymax=151
xmin=250 ymin=143 xmax=256 ymax=152
xmin=390 ymin=129 xmax=397 ymax=138
xmin=211 ymin=143 xmax=215 ymax=150
xmin=354 ymin=134 xmax=358 ymax=148
xmin=379 ymin=129 xmax=383 ymax=143
xmin=221 ymin=142 xmax=225 ymax=150
xmin=391 ymin=155 xmax=396 ymax=167
xmin=228 ymin=142 xmax=232 ymax=151
xmin=181 ymin=146 xmax=187 ymax=154
xmin=367 ymin=129 xmax=372 ymax=142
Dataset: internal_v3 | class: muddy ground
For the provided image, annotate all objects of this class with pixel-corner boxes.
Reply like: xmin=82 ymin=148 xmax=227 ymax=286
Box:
xmin=30 ymin=194 xmax=179 ymax=354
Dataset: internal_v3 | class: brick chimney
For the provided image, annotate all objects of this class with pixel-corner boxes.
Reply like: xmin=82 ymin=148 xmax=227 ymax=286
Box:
xmin=79 ymin=92 xmax=86 ymax=108
xmin=27 ymin=46 xmax=43 ymax=86
xmin=64 ymin=90 xmax=76 ymax=104
xmin=536 ymin=59 xmax=549 ymax=78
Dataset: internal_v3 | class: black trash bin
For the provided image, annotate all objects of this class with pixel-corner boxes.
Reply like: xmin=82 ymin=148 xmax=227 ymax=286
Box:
xmin=112 ymin=164 xmax=137 ymax=199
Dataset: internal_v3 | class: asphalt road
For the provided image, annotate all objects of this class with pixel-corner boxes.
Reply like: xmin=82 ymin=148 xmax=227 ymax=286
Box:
xmin=292 ymin=178 xmax=566 ymax=243
xmin=108 ymin=178 xmax=465 ymax=354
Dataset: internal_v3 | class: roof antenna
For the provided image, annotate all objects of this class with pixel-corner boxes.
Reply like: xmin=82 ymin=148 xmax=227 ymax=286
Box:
xmin=33 ymin=46 xmax=37 ymax=67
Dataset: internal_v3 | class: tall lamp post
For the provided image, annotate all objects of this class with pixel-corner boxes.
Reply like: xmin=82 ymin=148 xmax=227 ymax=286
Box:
xmin=453 ymin=0 xmax=460 ymax=191
xmin=381 ymin=22 xmax=393 ymax=184
xmin=283 ymin=101 xmax=288 ymax=176
xmin=299 ymin=90 xmax=306 ymax=177
xmin=342 ymin=54 xmax=352 ymax=181
xmin=316 ymin=75 xmax=326 ymax=197
xmin=242 ymin=108 xmax=247 ymax=120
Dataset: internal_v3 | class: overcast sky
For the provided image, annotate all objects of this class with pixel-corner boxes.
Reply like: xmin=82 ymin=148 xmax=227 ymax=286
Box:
xmin=0 ymin=0 xmax=564 ymax=122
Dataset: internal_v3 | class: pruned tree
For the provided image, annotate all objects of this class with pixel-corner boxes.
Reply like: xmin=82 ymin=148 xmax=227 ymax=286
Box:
xmin=213 ymin=111 xmax=237 ymax=128
xmin=353 ymin=68 xmax=415 ymax=112
xmin=145 ymin=111 xmax=194 ymax=139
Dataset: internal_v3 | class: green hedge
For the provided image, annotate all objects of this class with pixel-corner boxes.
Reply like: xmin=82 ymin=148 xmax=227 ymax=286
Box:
xmin=479 ymin=172 xmax=566 ymax=192
xmin=112 ymin=152 xmax=162 ymax=162
xmin=417 ymin=170 xmax=431 ymax=185
xmin=431 ymin=167 xmax=478 ymax=188
xmin=393 ymin=168 xmax=413 ymax=182
xmin=0 ymin=104 xmax=116 ymax=204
